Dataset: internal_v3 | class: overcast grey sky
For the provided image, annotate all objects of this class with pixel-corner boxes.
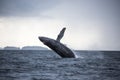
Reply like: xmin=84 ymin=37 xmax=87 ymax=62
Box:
xmin=0 ymin=0 xmax=120 ymax=50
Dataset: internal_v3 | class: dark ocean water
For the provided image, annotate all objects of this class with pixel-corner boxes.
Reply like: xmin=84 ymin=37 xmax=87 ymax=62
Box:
xmin=0 ymin=50 xmax=120 ymax=80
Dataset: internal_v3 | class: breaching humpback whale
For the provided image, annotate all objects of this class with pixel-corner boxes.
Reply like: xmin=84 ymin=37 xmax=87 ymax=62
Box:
xmin=38 ymin=27 xmax=75 ymax=58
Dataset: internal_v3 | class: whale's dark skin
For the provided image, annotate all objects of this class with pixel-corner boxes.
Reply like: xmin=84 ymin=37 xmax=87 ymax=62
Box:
xmin=38 ymin=27 xmax=75 ymax=58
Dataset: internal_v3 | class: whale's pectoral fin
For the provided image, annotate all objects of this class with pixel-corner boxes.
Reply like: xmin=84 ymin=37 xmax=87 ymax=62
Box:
xmin=56 ymin=27 xmax=66 ymax=42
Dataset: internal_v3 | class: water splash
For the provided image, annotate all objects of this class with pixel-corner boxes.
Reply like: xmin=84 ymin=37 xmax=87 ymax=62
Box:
xmin=71 ymin=49 xmax=84 ymax=58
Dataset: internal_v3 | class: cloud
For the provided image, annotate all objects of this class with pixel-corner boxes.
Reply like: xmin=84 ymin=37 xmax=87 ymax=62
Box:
xmin=0 ymin=0 xmax=61 ymax=17
xmin=0 ymin=0 xmax=120 ymax=50
xmin=42 ymin=0 xmax=120 ymax=50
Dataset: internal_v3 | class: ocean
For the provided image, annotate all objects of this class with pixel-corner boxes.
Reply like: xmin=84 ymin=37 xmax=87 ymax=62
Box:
xmin=0 ymin=50 xmax=120 ymax=80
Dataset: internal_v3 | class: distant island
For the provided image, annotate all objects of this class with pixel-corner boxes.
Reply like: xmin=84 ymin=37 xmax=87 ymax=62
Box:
xmin=22 ymin=46 xmax=48 ymax=50
xmin=4 ymin=46 xmax=20 ymax=50
xmin=2 ymin=46 xmax=48 ymax=50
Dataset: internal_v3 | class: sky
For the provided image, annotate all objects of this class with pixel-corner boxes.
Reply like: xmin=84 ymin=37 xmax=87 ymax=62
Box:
xmin=0 ymin=0 xmax=120 ymax=50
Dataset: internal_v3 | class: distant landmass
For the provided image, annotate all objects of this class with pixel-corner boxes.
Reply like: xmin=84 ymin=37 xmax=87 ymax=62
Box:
xmin=2 ymin=46 xmax=48 ymax=50
xmin=21 ymin=46 xmax=48 ymax=50
xmin=4 ymin=46 xmax=20 ymax=50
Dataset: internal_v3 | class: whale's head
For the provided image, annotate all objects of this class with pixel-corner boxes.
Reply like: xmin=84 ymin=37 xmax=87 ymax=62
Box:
xmin=38 ymin=37 xmax=50 ymax=44
xmin=38 ymin=36 xmax=58 ymax=48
